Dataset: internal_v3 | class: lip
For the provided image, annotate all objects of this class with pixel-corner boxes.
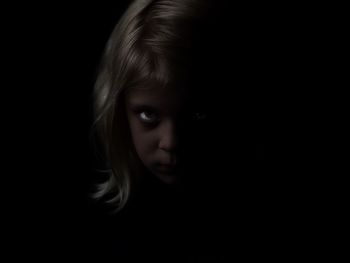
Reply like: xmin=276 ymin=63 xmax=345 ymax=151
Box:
xmin=155 ymin=163 xmax=177 ymax=173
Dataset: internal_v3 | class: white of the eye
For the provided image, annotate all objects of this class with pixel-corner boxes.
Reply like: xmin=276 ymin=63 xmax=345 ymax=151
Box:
xmin=140 ymin=112 xmax=156 ymax=122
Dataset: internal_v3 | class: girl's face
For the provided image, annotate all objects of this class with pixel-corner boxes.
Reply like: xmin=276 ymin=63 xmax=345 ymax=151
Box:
xmin=125 ymin=85 xmax=189 ymax=183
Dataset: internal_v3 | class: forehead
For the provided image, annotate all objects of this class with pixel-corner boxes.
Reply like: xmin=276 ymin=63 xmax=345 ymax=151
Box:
xmin=126 ymin=85 xmax=189 ymax=109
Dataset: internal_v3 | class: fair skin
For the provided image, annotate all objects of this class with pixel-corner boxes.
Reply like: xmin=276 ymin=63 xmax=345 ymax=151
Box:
xmin=125 ymin=84 xmax=189 ymax=184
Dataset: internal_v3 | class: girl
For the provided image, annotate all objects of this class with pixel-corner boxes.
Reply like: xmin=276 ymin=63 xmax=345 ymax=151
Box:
xmin=92 ymin=0 xmax=219 ymax=213
xmin=90 ymin=1 xmax=277 ymax=261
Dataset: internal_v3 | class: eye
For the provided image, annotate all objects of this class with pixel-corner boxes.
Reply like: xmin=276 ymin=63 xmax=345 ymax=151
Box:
xmin=192 ymin=112 xmax=207 ymax=121
xmin=138 ymin=111 xmax=159 ymax=124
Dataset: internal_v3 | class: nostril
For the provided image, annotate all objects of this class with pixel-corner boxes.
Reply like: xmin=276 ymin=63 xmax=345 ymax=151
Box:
xmin=159 ymin=139 xmax=177 ymax=152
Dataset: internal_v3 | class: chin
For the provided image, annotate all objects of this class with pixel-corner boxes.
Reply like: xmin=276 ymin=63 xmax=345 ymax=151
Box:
xmin=148 ymin=163 xmax=180 ymax=184
xmin=153 ymin=171 xmax=178 ymax=184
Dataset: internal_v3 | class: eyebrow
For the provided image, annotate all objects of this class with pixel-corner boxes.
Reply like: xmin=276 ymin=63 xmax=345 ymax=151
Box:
xmin=128 ymin=103 xmax=160 ymax=112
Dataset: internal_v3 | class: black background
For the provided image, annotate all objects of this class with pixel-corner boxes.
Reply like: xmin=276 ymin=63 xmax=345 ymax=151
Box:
xmin=4 ymin=1 xmax=132 ymax=260
xmin=4 ymin=1 xmax=346 ymax=261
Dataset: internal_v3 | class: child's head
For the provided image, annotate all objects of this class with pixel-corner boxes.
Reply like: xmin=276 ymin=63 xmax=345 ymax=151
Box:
xmin=93 ymin=0 xmax=215 ymax=210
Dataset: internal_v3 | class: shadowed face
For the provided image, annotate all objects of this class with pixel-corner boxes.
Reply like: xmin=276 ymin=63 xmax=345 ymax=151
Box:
xmin=125 ymin=84 xmax=193 ymax=183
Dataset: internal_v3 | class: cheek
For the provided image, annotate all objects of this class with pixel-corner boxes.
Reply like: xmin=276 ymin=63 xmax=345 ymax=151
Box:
xmin=129 ymin=122 xmax=158 ymax=162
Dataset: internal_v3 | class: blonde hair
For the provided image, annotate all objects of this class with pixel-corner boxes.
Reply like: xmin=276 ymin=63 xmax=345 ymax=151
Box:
xmin=92 ymin=0 xmax=212 ymax=211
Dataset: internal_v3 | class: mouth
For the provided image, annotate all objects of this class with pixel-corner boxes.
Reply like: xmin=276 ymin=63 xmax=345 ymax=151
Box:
xmin=152 ymin=161 xmax=181 ymax=184
xmin=155 ymin=163 xmax=177 ymax=174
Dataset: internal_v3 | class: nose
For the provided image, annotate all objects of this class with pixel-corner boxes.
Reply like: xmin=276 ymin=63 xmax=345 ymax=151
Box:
xmin=158 ymin=119 xmax=178 ymax=153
